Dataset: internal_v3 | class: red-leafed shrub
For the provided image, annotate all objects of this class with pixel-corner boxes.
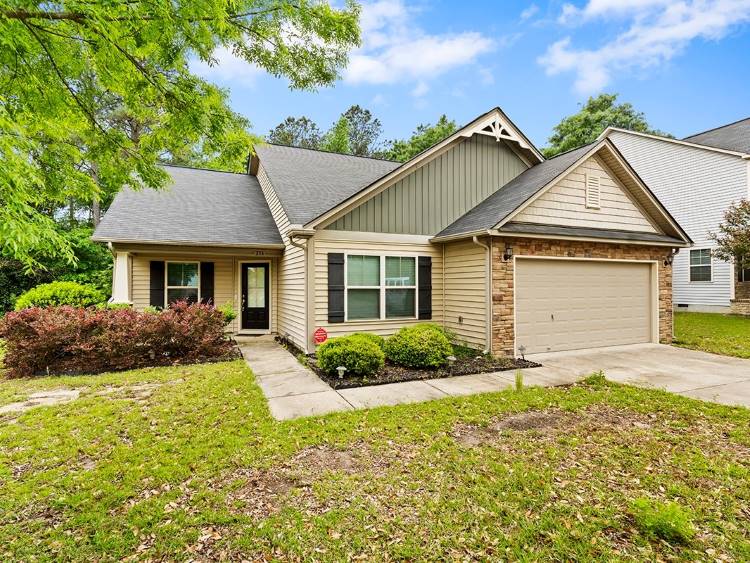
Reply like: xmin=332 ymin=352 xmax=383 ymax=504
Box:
xmin=0 ymin=302 xmax=234 ymax=378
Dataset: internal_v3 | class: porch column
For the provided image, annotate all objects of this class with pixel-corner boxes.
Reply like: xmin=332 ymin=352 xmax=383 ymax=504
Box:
xmin=111 ymin=252 xmax=132 ymax=304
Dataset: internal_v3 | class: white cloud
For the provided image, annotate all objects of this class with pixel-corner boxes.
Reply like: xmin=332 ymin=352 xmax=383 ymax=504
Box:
xmin=541 ymin=0 xmax=750 ymax=94
xmin=190 ymin=47 xmax=263 ymax=87
xmin=411 ymin=81 xmax=430 ymax=97
xmin=343 ymin=0 xmax=495 ymax=87
xmin=520 ymin=4 xmax=540 ymax=21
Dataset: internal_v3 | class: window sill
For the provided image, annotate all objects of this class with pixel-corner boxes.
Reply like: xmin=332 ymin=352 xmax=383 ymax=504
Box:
xmin=343 ymin=317 xmax=419 ymax=324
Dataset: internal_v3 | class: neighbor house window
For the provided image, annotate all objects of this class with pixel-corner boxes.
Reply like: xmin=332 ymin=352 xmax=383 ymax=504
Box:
xmin=166 ymin=262 xmax=199 ymax=304
xmin=739 ymin=263 xmax=750 ymax=283
xmin=346 ymin=254 xmax=417 ymax=320
xmin=689 ymin=249 xmax=712 ymax=282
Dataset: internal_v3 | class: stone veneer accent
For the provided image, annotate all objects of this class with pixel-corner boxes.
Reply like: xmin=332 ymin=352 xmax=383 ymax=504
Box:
xmin=736 ymin=280 xmax=750 ymax=300
xmin=490 ymin=237 xmax=673 ymax=357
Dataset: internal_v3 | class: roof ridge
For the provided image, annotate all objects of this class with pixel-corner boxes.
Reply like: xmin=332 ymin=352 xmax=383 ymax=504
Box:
xmin=159 ymin=163 xmax=247 ymax=175
xmin=683 ymin=116 xmax=750 ymax=140
xmin=260 ymin=142 xmax=400 ymax=164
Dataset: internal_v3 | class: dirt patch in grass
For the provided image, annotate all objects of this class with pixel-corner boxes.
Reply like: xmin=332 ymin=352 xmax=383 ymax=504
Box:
xmin=453 ymin=409 xmax=569 ymax=446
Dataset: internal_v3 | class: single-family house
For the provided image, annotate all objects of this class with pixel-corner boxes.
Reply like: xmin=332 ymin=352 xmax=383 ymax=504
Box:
xmin=93 ymin=108 xmax=691 ymax=356
xmin=604 ymin=118 xmax=750 ymax=314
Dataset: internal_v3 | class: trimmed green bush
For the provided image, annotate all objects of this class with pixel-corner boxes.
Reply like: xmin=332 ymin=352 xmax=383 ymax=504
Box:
xmin=317 ymin=334 xmax=385 ymax=377
xmin=217 ymin=302 xmax=237 ymax=325
xmin=384 ymin=323 xmax=453 ymax=369
xmin=349 ymin=332 xmax=385 ymax=350
xmin=631 ymin=498 xmax=695 ymax=544
xmin=14 ymin=281 xmax=104 ymax=311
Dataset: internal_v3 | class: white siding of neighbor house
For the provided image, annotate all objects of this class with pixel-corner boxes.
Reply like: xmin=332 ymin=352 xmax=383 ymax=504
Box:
xmin=442 ymin=239 xmax=488 ymax=350
xmin=312 ymin=230 xmax=444 ymax=344
xmin=610 ymin=131 xmax=749 ymax=308
xmin=514 ymin=155 xmax=659 ymax=233
xmin=257 ymin=163 xmax=307 ymax=349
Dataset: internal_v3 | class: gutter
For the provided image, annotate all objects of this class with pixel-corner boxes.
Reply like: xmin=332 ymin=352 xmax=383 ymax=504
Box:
xmin=471 ymin=234 xmax=493 ymax=354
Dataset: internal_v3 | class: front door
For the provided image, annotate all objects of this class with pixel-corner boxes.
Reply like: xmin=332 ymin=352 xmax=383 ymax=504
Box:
xmin=241 ymin=263 xmax=270 ymax=330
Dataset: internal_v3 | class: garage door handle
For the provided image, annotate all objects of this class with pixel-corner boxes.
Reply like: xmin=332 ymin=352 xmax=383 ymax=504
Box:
xmin=551 ymin=313 xmax=554 ymax=321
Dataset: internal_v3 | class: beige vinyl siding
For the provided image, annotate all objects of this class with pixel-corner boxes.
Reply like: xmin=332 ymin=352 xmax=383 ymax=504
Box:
xmin=257 ymin=163 xmax=306 ymax=349
xmin=130 ymin=253 xmax=278 ymax=334
xmin=443 ymin=239 xmax=488 ymax=350
xmin=312 ymin=231 xmax=443 ymax=342
xmin=514 ymin=155 xmax=658 ymax=233
xmin=326 ymin=135 xmax=528 ymax=235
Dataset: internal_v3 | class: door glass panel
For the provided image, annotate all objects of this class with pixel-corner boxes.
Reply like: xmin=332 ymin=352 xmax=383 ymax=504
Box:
xmin=247 ymin=266 xmax=265 ymax=308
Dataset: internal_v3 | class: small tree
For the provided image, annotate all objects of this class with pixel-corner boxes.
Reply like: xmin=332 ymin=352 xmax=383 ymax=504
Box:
xmin=710 ymin=199 xmax=750 ymax=270
xmin=320 ymin=116 xmax=351 ymax=154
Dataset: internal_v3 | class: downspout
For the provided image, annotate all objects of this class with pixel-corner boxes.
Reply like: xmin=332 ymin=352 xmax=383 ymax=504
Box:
xmin=472 ymin=234 xmax=493 ymax=354
xmin=289 ymin=234 xmax=311 ymax=352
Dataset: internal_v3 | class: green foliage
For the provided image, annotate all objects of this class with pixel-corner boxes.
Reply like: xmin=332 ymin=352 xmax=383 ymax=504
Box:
xmin=631 ymin=498 xmax=695 ymax=544
xmin=543 ymin=94 xmax=671 ymax=158
xmin=14 ymin=281 xmax=104 ymax=310
xmin=710 ymin=199 xmax=750 ymax=265
xmin=383 ymin=323 xmax=453 ymax=368
xmin=514 ymin=370 xmax=523 ymax=392
xmin=674 ymin=312 xmax=750 ymax=359
xmin=320 ymin=115 xmax=351 ymax=154
xmin=383 ymin=115 xmax=458 ymax=162
xmin=343 ymin=105 xmax=383 ymax=156
xmin=583 ymin=371 xmax=607 ymax=386
xmin=96 ymin=302 xmax=132 ymax=310
xmin=0 ymin=0 xmax=361 ymax=268
xmin=349 ymin=332 xmax=385 ymax=350
xmin=267 ymin=116 xmax=322 ymax=149
xmin=317 ymin=333 xmax=385 ymax=377
xmin=217 ymin=302 xmax=237 ymax=325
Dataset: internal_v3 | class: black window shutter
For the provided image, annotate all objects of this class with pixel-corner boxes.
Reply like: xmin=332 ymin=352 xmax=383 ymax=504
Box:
xmin=328 ymin=253 xmax=345 ymax=323
xmin=149 ymin=261 xmax=165 ymax=308
xmin=418 ymin=256 xmax=432 ymax=320
xmin=200 ymin=262 xmax=215 ymax=305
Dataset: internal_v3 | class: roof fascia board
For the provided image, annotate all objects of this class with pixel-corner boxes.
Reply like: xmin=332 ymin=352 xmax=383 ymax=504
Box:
xmin=600 ymin=127 xmax=749 ymax=158
xmin=92 ymin=237 xmax=285 ymax=249
xmin=489 ymin=229 xmax=691 ymax=247
xmin=305 ymin=108 xmax=542 ymax=230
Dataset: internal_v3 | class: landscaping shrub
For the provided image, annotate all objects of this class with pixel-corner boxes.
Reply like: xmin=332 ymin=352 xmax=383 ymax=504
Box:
xmin=0 ymin=301 xmax=233 ymax=377
xmin=217 ymin=302 xmax=237 ymax=325
xmin=317 ymin=334 xmax=385 ymax=377
xmin=349 ymin=332 xmax=385 ymax=350
xmin=14 ymin=281 xmax=104 ymax=311
xmin=631 ymin=497 xmax=695 ymax=544
xmin=384 ymin=323 xmax=453 ymax=368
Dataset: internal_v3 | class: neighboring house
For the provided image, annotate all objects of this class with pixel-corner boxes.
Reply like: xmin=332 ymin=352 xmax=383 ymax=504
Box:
xmin=603 ymin=117 xmax=750 ymax=313
xmin=93 ymin=108 xmax=691 ymax=356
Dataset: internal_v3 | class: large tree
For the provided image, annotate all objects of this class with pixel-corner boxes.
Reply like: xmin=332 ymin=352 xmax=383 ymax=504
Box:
xmin=710 ymin=199 xmax=750 ymax=269
xmin=1 ymin=0 xmax=360 ymax=269
xmin=543 ymin=94 xmax=670 ymax=158
xmin=267 ymin=116 xmax=322 ymax=149
xmin=382 ymin=115 xmax=458 ymax=162
xmin=342 ymin=104 xmax=382 ymax=156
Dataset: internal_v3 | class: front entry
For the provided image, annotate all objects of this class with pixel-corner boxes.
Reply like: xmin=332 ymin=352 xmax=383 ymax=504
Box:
xmin=241 ymin=263 xmax=270 ymax=331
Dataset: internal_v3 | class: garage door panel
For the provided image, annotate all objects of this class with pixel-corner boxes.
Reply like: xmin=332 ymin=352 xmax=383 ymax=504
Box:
xmin=516 ymin=259 xmax=652 ymax=354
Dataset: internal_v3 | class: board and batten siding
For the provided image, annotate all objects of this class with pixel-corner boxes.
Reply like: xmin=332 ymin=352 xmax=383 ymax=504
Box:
xmin=442 ymin=239 xmax=488 ymax=350
xmin=312 ymin=231 xmax=443 ymax=342
xmin=325 ymin=135 xmax=528 ymax=235
xmin=514 ymin=155 xmax=658 ymax=233
xmin=257 ymin=163 xmax=307 ymax=348
xmin=130 ymin=252 xmax=278 ymax=334
xmin=610 ymin=131 xmax=749 ymax=308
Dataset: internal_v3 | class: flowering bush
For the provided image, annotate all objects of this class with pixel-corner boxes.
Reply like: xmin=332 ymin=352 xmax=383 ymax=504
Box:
xmin=0 ymin=301 xmax=234 ymax=378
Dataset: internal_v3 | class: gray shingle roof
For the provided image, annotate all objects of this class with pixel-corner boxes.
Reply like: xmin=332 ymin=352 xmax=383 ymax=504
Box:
xmin=683 ymin=117 xmax=750 ymax=154
xmin=255 ymin=144 xmax=401 ymax=225
xmin=92 ymin=165 xmax=283 ymax=246
xmin=437 ymin=144 xmax=593 ymax=238
xmin=498 ymin=222 xmax=687 ymax=245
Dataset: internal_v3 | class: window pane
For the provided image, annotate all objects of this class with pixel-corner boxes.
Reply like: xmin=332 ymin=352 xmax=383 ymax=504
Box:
xmin=347 ymin=255 xmax=380 ymax=286
xmin=347 ymin=289 xmax=379 ymax=319
xmin=167 ymin=263 xmax=199 ymax=287
xmin=690 ymin=265 xmax=711 ymax=282
xmin=385 ymin=257 xmax=415 ymax=286
xmin=247 ymin=267 xmax=265 ymax=307
xmin=386 ymin=288 xmax=415 ymax=318
xmin=167 ymin=288 xmax=198 ymax=304
xmin=690 ymin=249 xmax=711 ymax=266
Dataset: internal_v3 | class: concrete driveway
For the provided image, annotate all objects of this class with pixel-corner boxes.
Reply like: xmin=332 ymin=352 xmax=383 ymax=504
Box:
xmin=526 ymin=343 xmax=750 ymax=408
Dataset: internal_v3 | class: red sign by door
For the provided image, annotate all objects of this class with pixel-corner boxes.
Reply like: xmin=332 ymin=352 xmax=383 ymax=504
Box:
xmin=313 ymin=327 xmax=328 ymax=344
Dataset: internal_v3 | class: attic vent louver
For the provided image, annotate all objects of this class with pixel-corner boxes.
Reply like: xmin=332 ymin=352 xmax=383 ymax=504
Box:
xmin=585 ymin=174 xmax=601 ymax=209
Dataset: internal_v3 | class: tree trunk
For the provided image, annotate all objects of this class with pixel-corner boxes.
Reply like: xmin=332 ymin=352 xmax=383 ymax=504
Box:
xmin=91 ymin=164 xmax=101 ymax=227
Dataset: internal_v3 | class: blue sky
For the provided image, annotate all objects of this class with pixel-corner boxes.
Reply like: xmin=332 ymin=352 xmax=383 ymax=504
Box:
xmin=193 ymin=0 xmax=750 ymax=150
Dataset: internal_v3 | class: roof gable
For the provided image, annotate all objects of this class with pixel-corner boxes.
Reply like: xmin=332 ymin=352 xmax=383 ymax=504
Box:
xmin=683 ymin=117 xmax=750 ymax=154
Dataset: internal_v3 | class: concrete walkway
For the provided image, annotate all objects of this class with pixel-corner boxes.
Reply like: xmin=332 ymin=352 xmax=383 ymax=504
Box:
xmin=237 ymin=336 xmax=569 ymax=420
xmin=526 ymin=343 xmax=750 ymax=408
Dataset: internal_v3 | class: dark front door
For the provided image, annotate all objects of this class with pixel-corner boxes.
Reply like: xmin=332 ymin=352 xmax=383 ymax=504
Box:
xmin=241 ymin=263 xmax=270 ymax=330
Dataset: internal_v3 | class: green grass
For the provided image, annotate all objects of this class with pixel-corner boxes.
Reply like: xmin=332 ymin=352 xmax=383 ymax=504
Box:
xmin=1 ymin=361 xmax=749 ymax=560
xmin=674 ymin=312 xmax=750 ymax=358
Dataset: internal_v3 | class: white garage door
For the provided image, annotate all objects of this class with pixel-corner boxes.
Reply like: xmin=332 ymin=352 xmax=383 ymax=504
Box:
xmin=515 ymin=259 xmax=653 ymax=354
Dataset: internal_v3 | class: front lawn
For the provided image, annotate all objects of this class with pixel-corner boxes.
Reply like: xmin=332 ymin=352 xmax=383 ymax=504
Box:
xmin=1 ymin=361 xmax=749 ymax=560
xmin=674 ymin=311 xmax=750 ymax=358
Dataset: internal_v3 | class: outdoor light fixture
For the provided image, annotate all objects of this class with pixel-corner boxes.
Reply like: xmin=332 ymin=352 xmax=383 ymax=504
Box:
xmin=336 ymin=366 xmax=347 ymax=379
xmin=503 ymin=245 xmax=513 ymax=262
xmin=664 ymin=249 xmax=678 ymax=267
xmin=447 ymin=355 xmax=456 ymax=368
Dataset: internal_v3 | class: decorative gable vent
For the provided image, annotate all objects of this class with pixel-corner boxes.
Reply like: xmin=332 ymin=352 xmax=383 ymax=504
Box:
xmin=585 ymin=174 xmax=601 ymax=209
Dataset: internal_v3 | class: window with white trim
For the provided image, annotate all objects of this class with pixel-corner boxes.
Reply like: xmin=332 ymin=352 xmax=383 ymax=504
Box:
xmin=346 ymin=254 xmax=417 ymax=320
xmin=689 ymin=249 xmax=712 ymax=282
xmin=166 ymin=262 xmax=200 ymax=304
